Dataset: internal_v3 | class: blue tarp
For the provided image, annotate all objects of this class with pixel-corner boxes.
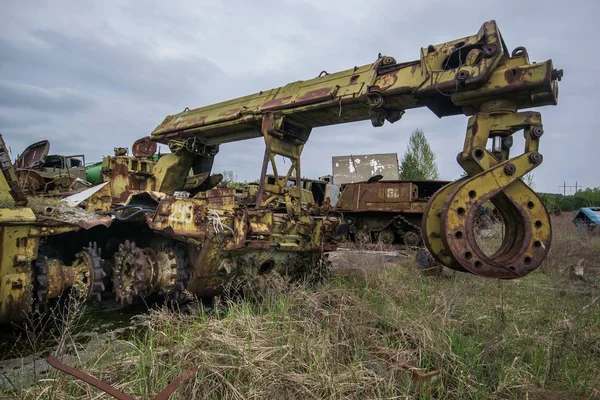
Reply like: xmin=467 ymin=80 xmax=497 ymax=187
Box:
xmin=573 ymin=207 xmax=600 ymax=226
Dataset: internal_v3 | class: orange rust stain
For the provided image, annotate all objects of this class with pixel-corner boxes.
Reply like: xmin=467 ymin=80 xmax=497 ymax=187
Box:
xmin=261 ymin=96 xmax=292 ymax=110
xmin=378 ymin=73 xmax=398 ymax=91
xmin=296 ymin=87 xmax=333 ymax=102
xmin=219 ymin=108 xmax=241 ymax=117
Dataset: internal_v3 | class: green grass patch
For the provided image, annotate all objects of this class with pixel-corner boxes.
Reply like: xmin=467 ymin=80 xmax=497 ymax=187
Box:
xmin=7 ymin=216 xmax=600 ymax=399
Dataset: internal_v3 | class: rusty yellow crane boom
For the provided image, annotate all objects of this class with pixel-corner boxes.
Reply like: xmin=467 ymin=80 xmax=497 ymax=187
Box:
xmin=149 ymin=20 xmax=562 ymax=279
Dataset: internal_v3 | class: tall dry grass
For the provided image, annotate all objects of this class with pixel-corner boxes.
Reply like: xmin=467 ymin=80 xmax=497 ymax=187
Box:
xmin=5 ymin=216 xmax=600 ymax=399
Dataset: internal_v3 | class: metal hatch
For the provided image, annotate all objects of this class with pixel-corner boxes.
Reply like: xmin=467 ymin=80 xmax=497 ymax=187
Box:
xmin=15 ymin=140 xmax=50 ymax=170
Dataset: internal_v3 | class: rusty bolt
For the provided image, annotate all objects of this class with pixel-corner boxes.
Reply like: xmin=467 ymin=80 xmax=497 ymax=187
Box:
xmin=531 ymin=126 xmax=544 ymax=139
xmin=529 ymin=152 xmax=543 ymax=164
xmin=504 ymin=163 xmax=516 ymax=175
xmin=367 ymin=93 xmax=384 ymax=109
xmin=552 ymin=68 xmax=564 ymax=81
xmin=483 ymin=44 xmax=497 ymax=57
xmin=456 ymin=70 xmax=470 ymax=81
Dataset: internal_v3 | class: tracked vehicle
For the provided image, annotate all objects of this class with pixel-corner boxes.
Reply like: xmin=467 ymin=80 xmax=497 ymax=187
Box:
xmin=321 ymin=153 xmax=451 ymax=246
xmin=337 ymin=178 xmax=451 ymax=246
xmin=0 ymin=20 xmax=562 ymax=325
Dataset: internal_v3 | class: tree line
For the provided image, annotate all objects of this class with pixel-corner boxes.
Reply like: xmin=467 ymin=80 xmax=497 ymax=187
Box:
xmin=538 ymin=188 xmax=600 ymax=213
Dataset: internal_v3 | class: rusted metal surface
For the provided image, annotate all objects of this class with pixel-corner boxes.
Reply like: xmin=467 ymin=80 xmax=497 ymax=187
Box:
xmin=102 ymin=154 xmax=156 ymax=203
xmin=335 ymin=179 xmax=449 ymax=246
xmin=16 ymin=169 xmax=46 ymax=193
xmin=149 ymin=21 xmax=533 ymax=145
xmin=194 ymin=187 xmax=236 ymax=209
xmin=0 ymin=134 xmax=340 ymax=326
xmin=47 ymin=354 xmax=199 ymax=400
xmin=44 ymin=257 xmax=83 ymax=299
xmin=152 ymin=365 xmax=199 ymax=400
xmin=113 ymin=241 xmax=155 ymax=304
xmin=0 ymin=221 xmax=37 ymax=324
xmin=131 ymin=136 xmax=157 ymax=158
xmin=47 ymin=355 xmax=136 ymax=400
xmin=149 ymin=197 xmax=209 ymax=242
xmin=337 ymin=181 xmax=417 ymax=212
xmin=0 ymin=133 xmax=27 ymax=205
xmin=34 ymin=244 xmax=104 ymax=309
xmin=423 ymin=103 xmax=553 ymax=278
xmin=143 ymin=19 xmax=561 ymax=277
xmin=113 ymin=240 xmax=186 ymax=304
xmin=84 ymin=182 xmax=116 ymax=212
xmin=15 ymin=140 xmax=88 ymax=194
xmin=15 ymin=140 xmax=50 ymax=170
xmin=336 ymin=180 xmax=451 ymax=213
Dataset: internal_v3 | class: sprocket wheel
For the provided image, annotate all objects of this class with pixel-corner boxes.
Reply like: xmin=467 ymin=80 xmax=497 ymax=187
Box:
xmin=76 ymin=242 xmax=107 ymax=302
xmin=155 ymin=245 xmax=188 ymax=302
xmin=354 ymin=229 xmax=371 ymax=245
xmin=376 ymin=229 xmax=395 ymax=245
xmin=403 ymin=231 xmax=422 ymax=247
xmin=113 ymin=240 xmax=157 ymax=305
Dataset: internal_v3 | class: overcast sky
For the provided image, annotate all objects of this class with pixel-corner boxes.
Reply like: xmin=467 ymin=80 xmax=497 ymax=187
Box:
xmin=1 ymin=0 xmax=598 ymax=193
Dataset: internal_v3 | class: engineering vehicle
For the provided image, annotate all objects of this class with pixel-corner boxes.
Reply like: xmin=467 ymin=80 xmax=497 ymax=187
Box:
xmin=337 ymin=178 xmax=450 ymax=246
xmin=0 ymin=20 xmax=562 ymax=325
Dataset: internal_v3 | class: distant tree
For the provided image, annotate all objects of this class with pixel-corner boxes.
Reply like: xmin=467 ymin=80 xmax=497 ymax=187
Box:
xmin=538 ymin=186 xmax=600 ymax=212
xmin=575 ymin=187 xmax=600 ymax=206
xmin=221 ymin=170 xmax=236 ymax=185
xmin=220 ymin=169 xmax=254 ymax=190
xmin=399 ymin=129 xmax=440 ymax=180
xmin=521 ymin=173 xmax=536 ymax=190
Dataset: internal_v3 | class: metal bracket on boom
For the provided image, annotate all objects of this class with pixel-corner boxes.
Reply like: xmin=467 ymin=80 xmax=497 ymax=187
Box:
xmin=255 ymin=112 xmax=312 ymax=216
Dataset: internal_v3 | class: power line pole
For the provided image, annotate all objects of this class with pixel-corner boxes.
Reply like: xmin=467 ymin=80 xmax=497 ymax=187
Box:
xmin=558 ymin=182 xmax=583 ymax=195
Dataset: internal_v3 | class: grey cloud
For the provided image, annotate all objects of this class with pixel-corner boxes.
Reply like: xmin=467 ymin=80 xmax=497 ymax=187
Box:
xmin=0 ymin=30 xmax=224 ymax=108
xmin=0 ymin=80 xmax=95 ymax=112
xmin=0 ymin=0 xmax=598 ymax=193
xmin=0 ymin=108 xmax=51 ymax=129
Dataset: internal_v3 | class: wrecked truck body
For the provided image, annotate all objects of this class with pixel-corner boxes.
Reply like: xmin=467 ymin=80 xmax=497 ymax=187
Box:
xmin=15 ymin=140 xmax=90 ymax=194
